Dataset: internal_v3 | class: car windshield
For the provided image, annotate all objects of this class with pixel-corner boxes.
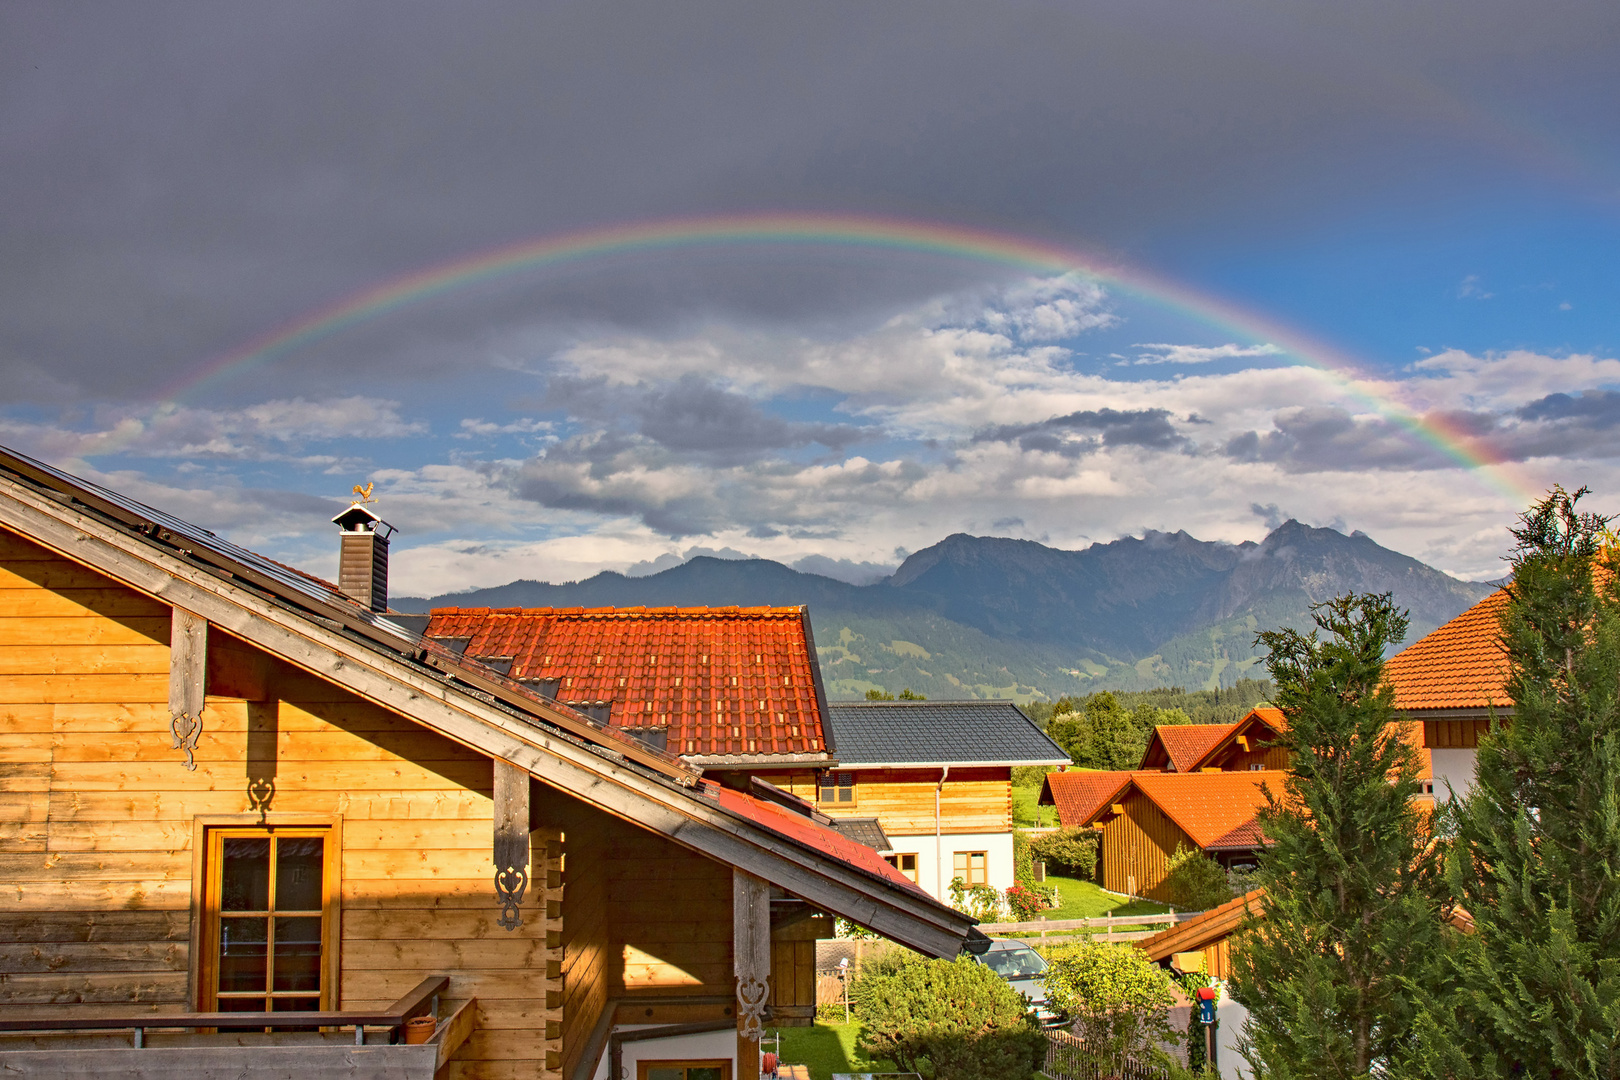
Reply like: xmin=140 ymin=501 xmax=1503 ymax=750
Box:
xmin=982 ymin=946 xmax=1046 ymax=979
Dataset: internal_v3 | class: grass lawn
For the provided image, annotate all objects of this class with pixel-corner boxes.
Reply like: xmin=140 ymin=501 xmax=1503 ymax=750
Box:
xmin=767 ymin=1022 xmax=897 ymax=1080
xmin=1011 ymin=785 xmax=1058 ymax=827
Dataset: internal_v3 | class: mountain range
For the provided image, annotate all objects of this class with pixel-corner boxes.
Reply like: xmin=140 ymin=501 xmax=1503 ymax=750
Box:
xmin=395 ymin=521 xmax=1498 ymax=701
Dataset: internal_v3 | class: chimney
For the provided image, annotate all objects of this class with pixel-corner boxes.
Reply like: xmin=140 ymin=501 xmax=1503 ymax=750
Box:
xmin=331 ymin=503 xmax=396 ymax=612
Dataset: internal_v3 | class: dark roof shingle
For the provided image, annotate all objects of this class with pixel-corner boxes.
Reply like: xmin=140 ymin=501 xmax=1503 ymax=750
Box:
xmin=824 ymin=700 xmax=1069 ymax=767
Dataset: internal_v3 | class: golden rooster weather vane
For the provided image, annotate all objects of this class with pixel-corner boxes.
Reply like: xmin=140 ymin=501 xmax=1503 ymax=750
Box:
xmin=351 ymin=481 xmax=376 ymax=505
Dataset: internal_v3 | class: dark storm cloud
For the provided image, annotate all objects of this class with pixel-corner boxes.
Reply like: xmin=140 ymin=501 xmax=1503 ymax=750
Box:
xmin=543 ymin=374 xmax=868 ymax=463
xmin=974 ymin=408 xmax=1183 ymax=457
xmin=3 ymin=0 xmax=1618 ymax=402
xmin=1504 ymin=390 xmax=1620 ymax=459
xmin=1223 ymin=406 xmax=1461 ymax=471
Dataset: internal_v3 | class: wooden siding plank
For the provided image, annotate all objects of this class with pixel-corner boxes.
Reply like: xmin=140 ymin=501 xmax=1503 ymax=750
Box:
xmin=0 ymin=911 xmax=191 ymax=944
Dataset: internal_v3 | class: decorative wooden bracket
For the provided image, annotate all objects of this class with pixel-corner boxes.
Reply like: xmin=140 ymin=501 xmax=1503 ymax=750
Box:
xmin=493 ymin=760 xmax=531 ymax=931
xmin=168 ymin=608 xmax=208 ymax=771
xmin=734 ymin=869 xmax=772 ymax=1056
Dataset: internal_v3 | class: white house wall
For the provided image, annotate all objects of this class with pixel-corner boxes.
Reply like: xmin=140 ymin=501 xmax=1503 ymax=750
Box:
xmin=881 ymin=831 xmax=1015 ymax=906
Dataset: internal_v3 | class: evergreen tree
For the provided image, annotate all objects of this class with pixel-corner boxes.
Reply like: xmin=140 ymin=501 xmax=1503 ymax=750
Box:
xmin=1228 ymin=593 xmax=1446 ymax=1078
xmin=1418 ymin=486 xmax=1620 ymax=1078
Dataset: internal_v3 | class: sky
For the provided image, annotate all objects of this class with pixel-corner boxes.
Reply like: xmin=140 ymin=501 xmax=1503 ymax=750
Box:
xmin=3 ymin=1 xmax=1619 ymax=597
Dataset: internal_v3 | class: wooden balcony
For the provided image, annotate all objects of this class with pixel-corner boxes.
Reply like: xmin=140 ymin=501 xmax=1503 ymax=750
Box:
xmin=0 ymin=976 xmax=475 ymax=1079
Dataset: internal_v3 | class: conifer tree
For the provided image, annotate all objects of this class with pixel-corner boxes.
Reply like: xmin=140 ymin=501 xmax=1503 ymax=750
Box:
xmin=1418 ymin=486 xmax=1620 ymax=1078
xmin=1228 ymin=593 xmax=1446 ymax=1078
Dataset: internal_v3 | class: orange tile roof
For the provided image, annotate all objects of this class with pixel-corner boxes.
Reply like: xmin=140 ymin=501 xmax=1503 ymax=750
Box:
xmin=1142 ymin=724 xmax=1234 ymax=772
xmin=425 ymin=606 xmax=830 ymax=760
xmin=1138 ymin=888 xmax=1265 ymax=961
xmin=1186 ymin=707 xmax=1287 ymax=772
xmin=1382 ymin=589 xmax=1510 ymax=711
xmin=1039 ymin=770 xmax=1138 ymax=827
xmin=1087 ymin=771 xmax=1276 ymax=851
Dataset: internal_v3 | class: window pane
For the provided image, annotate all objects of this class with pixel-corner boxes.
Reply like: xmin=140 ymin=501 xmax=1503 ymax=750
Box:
xmin=216 ymin=996 xmax=269 ymax=1012
xmin=222 ymin=838 xmax=270 ymax=911
xmin=275 ymin=838 xmax=324 ymax=911
xmin=647 ymin=1069 xmax=684 ymax=1080
xmin=273 ymin=996 xmax=321 ymax=1012
xmin=218 ymin=916 xmax=269 ymax=992
xmin=690 ymin=1070 xmax=724 ymax=1080
xmin=272 ymin=916 xmax=323 ymax=992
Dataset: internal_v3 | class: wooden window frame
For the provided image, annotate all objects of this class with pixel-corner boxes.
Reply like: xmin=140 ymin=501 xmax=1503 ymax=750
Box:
xmin=636 ymin=1060 xmax=733 ymax=1080
xmin=883 ymin=852 xmax=919 ymax=884
xmin=189 ymin=814 xmax=343 ymax=1012
xmin=953 ymin=849 xmax=988 ymax=887
xmin=817 ymin=770 xmax=856 ymax=807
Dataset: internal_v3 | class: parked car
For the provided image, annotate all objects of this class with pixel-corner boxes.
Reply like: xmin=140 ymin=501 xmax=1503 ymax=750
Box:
xmin=974 ymin=939 xmax=1062 ymax=1025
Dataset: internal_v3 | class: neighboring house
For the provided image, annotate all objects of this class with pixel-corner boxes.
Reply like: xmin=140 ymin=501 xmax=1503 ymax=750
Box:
xmin=1382 ymin=589 xmax=1509 ymax=799
xmin=1080 ymin=772 xmax=1272 ymax=902
xmin=1138 ymin=724 xmax=1234 ymax=772
xmin=1039 ymin=769 xmax=1140 ymax=830
xmin=1184 ymin=707 xmax=1289 ymax=773
xmin=807 ymin=701 xmax=1070 ymax=903
xmin=0 ymin=446 xmax=974 ymax=1080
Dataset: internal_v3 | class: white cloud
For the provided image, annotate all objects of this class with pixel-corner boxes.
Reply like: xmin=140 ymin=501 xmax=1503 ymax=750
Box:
xmin=1457 ymin=275 xmax=1494 ymax=300
xmin=1130 ymin=342 xmax=1285 ymax=365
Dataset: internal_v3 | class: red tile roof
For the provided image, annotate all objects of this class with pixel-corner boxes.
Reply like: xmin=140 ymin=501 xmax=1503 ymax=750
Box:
xmin=425 ymin=606 xmax=830 ymax=761
xmin=1185 ymin=707 xmax=1287 ymax=772
xmin=1039 ymin=770 xmax=1138 ymax=827
xmin=707 ymin=781 xmax=935 ymax=900
xmin=1142 ymin=724 xmax=1236 ymax=772
xmin=1382 ymin=589 xmax=1511 ymax=711
xmin=1087 ymin=771 xmax=1276 ymax=851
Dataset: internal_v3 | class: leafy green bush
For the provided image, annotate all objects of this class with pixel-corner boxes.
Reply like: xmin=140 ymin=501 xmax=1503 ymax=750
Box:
xmin=853 ymin=954 xmax=1047 ymax=1080
xmin=1040 ymin=943 xmax=1179 ymax=1067
xmin=1029 ymin=826 xmax=1099 ymax=878
xmin=1162 ymin=844 xmax=1231 ymax=911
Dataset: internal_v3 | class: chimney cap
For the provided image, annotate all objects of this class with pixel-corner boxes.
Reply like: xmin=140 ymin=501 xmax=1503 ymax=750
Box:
xmin=333 ymin=503 xmax=389 ymax=533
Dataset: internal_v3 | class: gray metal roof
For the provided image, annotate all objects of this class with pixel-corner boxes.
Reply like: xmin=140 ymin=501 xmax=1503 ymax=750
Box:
xmin=824 ymin=700 xmax=1069 ymax=767
xmin=829 ymin=817 xmax=892 ymax=852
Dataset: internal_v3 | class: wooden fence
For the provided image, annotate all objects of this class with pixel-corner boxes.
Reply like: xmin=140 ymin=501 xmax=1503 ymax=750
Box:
xmin=1042 ymin=1029 xmax=1170 ymax=1080
xmin=980 ymin=911 xmax=1205 ymax=946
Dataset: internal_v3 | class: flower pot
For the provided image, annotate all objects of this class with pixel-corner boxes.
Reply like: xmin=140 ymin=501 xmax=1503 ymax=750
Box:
xmin=403 ymin=1015 xmax=437 ymax=1044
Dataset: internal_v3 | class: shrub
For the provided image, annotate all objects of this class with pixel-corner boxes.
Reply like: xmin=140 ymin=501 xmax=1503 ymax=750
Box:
xmin=1040 ymin=943 xmax=1179 ymax=1068
xmin=1005 ymin=884 xmax=1047 ymax=921
xmin=854 ymin=954 xmax=1047 ymax=1080
xmin=1029 ymin=826 xmax=1099 ymax=878
xmin=947 ymin=878 xmax=1005 ymax=920
xmin=1162 ymin=844 xmax=1231 ymax=911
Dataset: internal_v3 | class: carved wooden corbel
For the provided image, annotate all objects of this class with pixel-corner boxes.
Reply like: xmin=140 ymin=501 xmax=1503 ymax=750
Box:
xmin=493 ymin=760 xmax=531 ymax=930
xmin=734 ymin=868 xmax=773 ymax=1061
xmin=168 ymin=608 xmax=208 ymax=770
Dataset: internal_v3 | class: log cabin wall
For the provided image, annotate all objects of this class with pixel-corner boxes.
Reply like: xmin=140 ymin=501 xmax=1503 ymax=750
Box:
xmin=769 ymin=767 xmax=1013 ymax=835
xmin=0 ymin=525 xmax=563 ymax=1079
xmin=1098 ymin=790 xmax=1194 ymax=903
xmin=1208 ymin=744 xmax=1289 ymax=772
xmin=556 ymin=800 xmax=609 ymax=1079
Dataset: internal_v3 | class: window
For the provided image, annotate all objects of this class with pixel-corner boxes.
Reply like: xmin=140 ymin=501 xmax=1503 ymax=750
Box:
xmin=818 ymin=771 xmax=855 ymax=805
xmin=203 ymin=827 xmax=337 ymax=1012
xmin=1248 ymin=763 xmax=1265 ymax=771
xmin=883 ymin=853 xmax=919 ymax=883
xmin=638 ymin=1062 xmax=731 ymax=1080
xmin=953 ymin=850 xmax=987 ymax=887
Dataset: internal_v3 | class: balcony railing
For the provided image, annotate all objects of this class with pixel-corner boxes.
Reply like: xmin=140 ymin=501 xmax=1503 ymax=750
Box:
xmin=0 ymin=975 xmax=475 ymax=1079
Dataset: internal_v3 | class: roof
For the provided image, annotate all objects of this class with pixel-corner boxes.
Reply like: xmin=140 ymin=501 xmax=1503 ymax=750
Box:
xmin=828 ymin=816 xmax=893 ymax=852
xmin=424 ymin=606 xmax=833 ymax=764
xmin=1185 ymin=707 xmax=1287 ymax=772
xmin=706 ymin=786 xmax=920 ymax=894
xmin=1140 ymin=723 xmax=1234 ymax=772
xmin=0 ymin=443 xmax=974 ymax=958
xmin=1382 ymin=589 xmax=1511 ymax=712
xmin=1085 ymin=771 xmax=1275 ymax=851
xmin=823 ymin=700 xmax=1069 ymax=768
xmin=1138 ymin=888 xmax=1265 ymax=962
xmin=1038 ymin=769 xmax=1140 ymax=827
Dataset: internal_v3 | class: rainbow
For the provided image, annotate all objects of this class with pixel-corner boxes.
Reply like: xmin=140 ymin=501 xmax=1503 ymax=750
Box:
xmin=159 ymin=211 xmax=1535 ymax=501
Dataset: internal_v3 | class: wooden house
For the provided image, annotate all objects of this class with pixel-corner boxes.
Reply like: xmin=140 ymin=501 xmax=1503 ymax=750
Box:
xmin=1039 ymin=769 xmax=1140 ymax=830
xmin=0 ymin=446 xmax=975 ymax=1079
xmin=1137 ymin=724 xmax=1233 ymax=773
xmin=1382 ymin=588 xmax=1509 ymax=799
xmin=1079 ymin=772 xmax=1271 ymax=902
xmin=808 ymin=701 xmax=1069 ymax=902
xmin=1181 ymin=708 xmax=1289 ymax=773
